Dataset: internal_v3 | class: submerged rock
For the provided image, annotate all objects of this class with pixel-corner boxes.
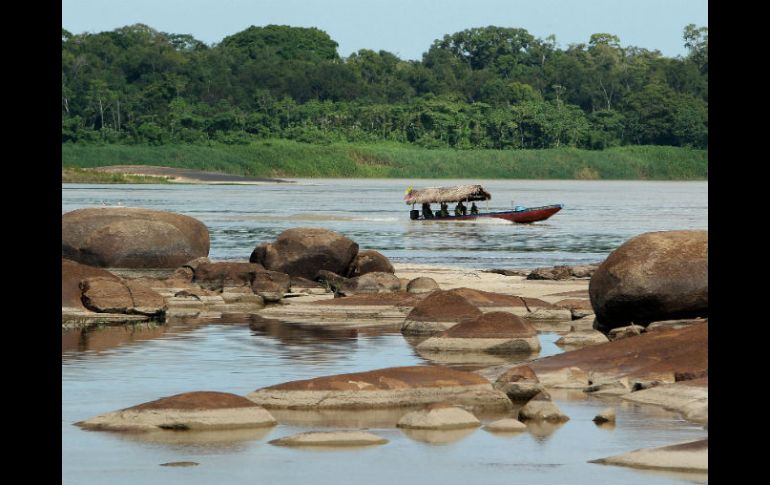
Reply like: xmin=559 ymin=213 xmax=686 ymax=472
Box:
xmin=416 ymin=312 xmax=540 ymax=353
xmin=590 ymin=439 xmax=708 ymax=473
xmin=246 ymin=365 xmax=512 ymax=410
xmin=593 ymin=407 xmax=616 ymax=424
xmin=62 ymin=207 xmax=210 ymax=268
xmin=76 ymin=391 xmax=277 ymax=432
xmin=269 ymin=431 xmax=388 ymax=447
xmin=518 ymin=392 xmax=570 ymax=422
xmin=396 ymin=403 xmax=480 ymax=430
xmin=484 ymin=418 xmax=528 ymax=432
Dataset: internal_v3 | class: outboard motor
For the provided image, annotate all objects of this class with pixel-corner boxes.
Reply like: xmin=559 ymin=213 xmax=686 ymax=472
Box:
xmin=409 ymin=209 xmax=420 ymax=220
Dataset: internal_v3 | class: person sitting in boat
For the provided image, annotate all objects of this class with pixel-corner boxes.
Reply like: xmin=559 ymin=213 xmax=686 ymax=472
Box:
xmin=440 ymin=203 xmax=449 ymax=217
xmin=455 ymin=201 xmax=467 ymax=216
xmin=470 ymin=202 xmax=479 ymax=215
xmin=422 ymin=203 xmax=434 ymax=219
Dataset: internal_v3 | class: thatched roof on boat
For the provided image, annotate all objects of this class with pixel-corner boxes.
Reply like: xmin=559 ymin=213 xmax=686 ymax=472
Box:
xmin=404 ymin=185 xmax=492 ymax=205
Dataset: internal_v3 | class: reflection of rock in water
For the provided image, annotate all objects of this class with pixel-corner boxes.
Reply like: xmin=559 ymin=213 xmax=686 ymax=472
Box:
xmin=524 ymin=420 xmax=566 ymax=440
xmin=270 ymin=408 xmax=410 ymax=429
xmin=400 ymin=426 xmax=478 ymax=445
xmin=116 ymin=427 xmax=274 ymax=450
xmin=62 ymin=323 xmax=170 ymax=355
xmin=248 ymin=316 xmax=360 ymax=344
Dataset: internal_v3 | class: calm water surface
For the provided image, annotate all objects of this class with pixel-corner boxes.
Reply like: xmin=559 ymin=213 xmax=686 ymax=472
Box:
xmin=62 ymin=180 xmax=708 ymax=485
xmin=62 ymin=179 xmax=708 ymax=268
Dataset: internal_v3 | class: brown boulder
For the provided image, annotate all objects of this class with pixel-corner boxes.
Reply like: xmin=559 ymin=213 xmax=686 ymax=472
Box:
xmin=62 ymin=258 xmax=120 ymax=310
xmin=250 ymin=228 xmax=358 ymax=279
xmin=80 ymin=276 xmax=166 ymax=316
xmin=251 ymin=270 xmax=291 ymax=302
xmin=494 ymin=365 xmax=544 ymax=402
xmin=62 ymin=207 xmax=210 ymax=268
xmin=406 ymin=277 xmax=439 ymax=294
xmin=351 ymin=250 xmax=395 ymax=276
xmin=441 ymin=312 xmax=537 ymax=338
xmin=401 ymin=290 xmax=483 ymax=335
xmin=193 ymin=262 xmax=265 ymax=290
xmin=338 ymin=272 xmax=401 ymax=296
xmin=589 ymin=230 xmax=708 ymax=331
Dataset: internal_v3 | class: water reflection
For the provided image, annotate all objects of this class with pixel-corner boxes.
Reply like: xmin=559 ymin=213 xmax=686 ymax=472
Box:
xmin=400 ymin=427 xmax=478 ymax=445
xmin=114 ymin=427 xmax=275 ymax=451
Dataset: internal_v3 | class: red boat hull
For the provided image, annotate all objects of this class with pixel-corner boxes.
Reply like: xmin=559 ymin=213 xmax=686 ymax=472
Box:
xmin=414 ymin=204 xmax=563 ymax=223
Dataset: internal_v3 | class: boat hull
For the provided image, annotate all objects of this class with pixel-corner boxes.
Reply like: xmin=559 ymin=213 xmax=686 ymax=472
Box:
xmin=414 ymin=204 xmax=563 ymax=223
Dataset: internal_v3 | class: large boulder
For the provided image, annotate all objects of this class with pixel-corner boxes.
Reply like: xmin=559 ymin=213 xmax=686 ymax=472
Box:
xmin=590 ymin=230 xmax=708 ymax=332
xmin=351 ymin=250 xmax=395 ymax=276
xmin=406 ymin=277 xmax=439 ymax=294
xmin=62 ymin=208 xmax=210 ymax=268
xmin=246 ymin=366 xmax=512 ymax=410
xmin=401 ymin=290 xmax=483 ymax=335
xmin=76 ymin=391 xmax=277 ymax=432
xmin=62 ymin=258 xmax=120 ymax=310
xmin=250 ymin=228 xmax=359 ymax=279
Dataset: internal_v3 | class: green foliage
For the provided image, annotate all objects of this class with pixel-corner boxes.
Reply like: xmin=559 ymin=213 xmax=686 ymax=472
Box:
xmin=62 ymin=140 xmax=707 ymax=180
xmin=61 ymin=23 xmax=708 ymax=151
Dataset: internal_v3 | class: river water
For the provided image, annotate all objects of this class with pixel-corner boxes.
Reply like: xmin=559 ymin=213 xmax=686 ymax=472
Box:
xmin=62 ymin=179 xmax=708 ymax=485
xmin=62 ymin=179 xmax=707 ymax=268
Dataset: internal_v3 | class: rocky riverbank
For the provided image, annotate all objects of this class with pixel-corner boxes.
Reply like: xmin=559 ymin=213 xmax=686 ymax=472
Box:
xmin=62 ymin=207 xmax=707 ymax=475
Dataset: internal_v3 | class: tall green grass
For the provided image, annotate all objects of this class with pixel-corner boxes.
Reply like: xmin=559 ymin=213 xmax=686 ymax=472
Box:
xmin=61 ymin=141 xmax=708 ymax=180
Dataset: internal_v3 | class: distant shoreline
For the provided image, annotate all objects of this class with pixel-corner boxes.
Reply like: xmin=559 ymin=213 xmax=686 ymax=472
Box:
xmin=62 ymin=141 xmax=708 ymax=182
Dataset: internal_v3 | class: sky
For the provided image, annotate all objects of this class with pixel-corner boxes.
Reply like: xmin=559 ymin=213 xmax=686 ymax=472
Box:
xmin=62 ymin=0 xmax=708 ymax=60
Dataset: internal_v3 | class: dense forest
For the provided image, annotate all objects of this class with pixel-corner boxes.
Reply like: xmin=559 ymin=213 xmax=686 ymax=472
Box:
xmin=62 ymin=24 xmax=707 ymax=151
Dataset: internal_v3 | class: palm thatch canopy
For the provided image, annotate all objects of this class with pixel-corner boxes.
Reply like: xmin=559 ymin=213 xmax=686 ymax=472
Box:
xmin=404 ymin=184 xmax=492 ymax=205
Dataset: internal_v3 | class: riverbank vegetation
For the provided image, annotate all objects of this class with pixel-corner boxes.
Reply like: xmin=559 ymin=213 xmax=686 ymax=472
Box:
xmin=62 ymin=167 xmax=171 ymax=184
xmin=62 ymin=23 xmax=707 ymax=178
xmin=62 ymin=141 xmax=706 ymax=180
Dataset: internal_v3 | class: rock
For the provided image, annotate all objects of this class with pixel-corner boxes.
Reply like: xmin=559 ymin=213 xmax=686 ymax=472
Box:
xmin=555 ymin=298 xmax=595 ymax=320
xmin=620 ymin=378 xmax=708 ymax=425
xmin=518 ymin=392 xmax=569 ymax=422
xmin=124 ymin=280 xmax=166 ymax=316
xmin=76 ymin=391 xmax=277 ymax=431
xmin=494 ymin=366 xmax=544 ymax=402
xmin=590 ymin=439 xmax=707 ymax=473
xmin=399 ymin=278 xmax=411 ymax=291
xmin=525 ymin=307 xmax=573 ymax=320
xmin=607 ymin=324 xmax=645 ymax=341
xmin=483 ymin=269 xmax=531 ymax=277
xmin=484 ymin=418 xmax=527 ymax=432
xmin=590 ymin=230 xmax=708 ymax=332
xmin=593 ymin=407 xmax=616 ymax=424
xmin=445 ymin=288 xmax=549 ymax=316
xmin=555 ymin=329 xmax=609 ymax=348
xmin=528 ymin=322 xmax=707 ymax=388
xmin=351 ymin=250 xmax=395 ymax=276
xmin=646 ymin=318 xmax=707 ymax=332
xmin=172 ymin=267 xmax=194 ymax=282
xmin=250 ymin=228 xmax=359 ymax=279
xmin=406 ymin=277 xmax=439 ymax=294
xmin=289 ymin=277 xmax=328 ymax=295
xmin=62 ymin=259 xmax=120 ymax=310
xmin=416 ymin=312 xmax=540 ymax=353
xmin=246 ymin=366 xmax=512 ymax=410
xmin=527 ymin=266 xmax=573 ymax=280
xmin=533 ymin=366 xmax=590 ymax=389
xmin=79 ymin=277 xmax=165 ymax=317
xmin=396 ymin=403 xmax=480 ymax=430
xmin=269 ymin=431 xmax=388 ymax=447
xmin=193 ymin=262 xmax=265 ymax=291
xmin=338 ymin=272 xmax=401 ymax=296
xmin=62 ymin=207 xmax=210 ymax=268
xmin=315 ymin=270 xmax=349 ymax=292
xmin=181 ymin=257 xmax=211 ymax=271
xmin=251 ymin=270 xmax=291 ymax=302
xmin=401 ymin=290 xmax=483 ymax=335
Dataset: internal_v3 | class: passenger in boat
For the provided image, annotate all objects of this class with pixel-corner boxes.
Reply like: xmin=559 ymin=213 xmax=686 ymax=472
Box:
xmin=422 ymin=203 xmax=434 ymax=219
xmin=440 ymin=203 xmax=449 ymax=217
xmin=470 ymin=202 xmax=479 ymax=215
xmin=455 ymin=201 xmax=467 ymax=216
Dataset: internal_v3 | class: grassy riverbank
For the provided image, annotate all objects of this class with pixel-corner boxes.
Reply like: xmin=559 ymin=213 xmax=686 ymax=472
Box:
xmin=61 ymin=167 xmax=171 ymax=184
xmin=62 ymin=141 xmax=707 ymax=180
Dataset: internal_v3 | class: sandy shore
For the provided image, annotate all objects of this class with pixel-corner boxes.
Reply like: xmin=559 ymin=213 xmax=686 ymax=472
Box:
xmin=90 ymin=165 xmax=291 ymax=184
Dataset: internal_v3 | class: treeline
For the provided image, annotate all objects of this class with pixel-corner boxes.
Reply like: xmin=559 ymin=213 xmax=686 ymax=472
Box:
xmin=62 ymin=24 xmax=708 ymax=150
